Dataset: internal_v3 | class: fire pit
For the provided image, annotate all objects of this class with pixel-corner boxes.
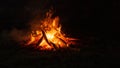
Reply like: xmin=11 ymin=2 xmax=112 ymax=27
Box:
xmin=24 ymin=9 xmax=79 ymax=51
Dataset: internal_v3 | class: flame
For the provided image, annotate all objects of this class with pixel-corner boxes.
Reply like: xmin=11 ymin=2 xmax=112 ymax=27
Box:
xmin=25 ymin=10 xmax=77 ymax=50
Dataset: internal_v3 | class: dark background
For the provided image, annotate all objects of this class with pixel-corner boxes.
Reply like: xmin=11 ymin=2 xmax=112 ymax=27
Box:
xmin=0 ymin=0 xmax=118 ymax=68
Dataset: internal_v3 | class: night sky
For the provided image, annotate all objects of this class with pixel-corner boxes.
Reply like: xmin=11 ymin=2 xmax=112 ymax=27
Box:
xmin=0 ymin=0 xmax=118 ymax=68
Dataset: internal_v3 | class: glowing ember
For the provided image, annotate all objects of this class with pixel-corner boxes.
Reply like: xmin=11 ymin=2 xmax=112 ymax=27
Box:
xmin=25 ymin=10 xmax=78 ymax=50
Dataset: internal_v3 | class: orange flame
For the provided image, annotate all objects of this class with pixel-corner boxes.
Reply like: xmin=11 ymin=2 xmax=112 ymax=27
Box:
xmin=25 ymin=10 xmax=78 ymax=50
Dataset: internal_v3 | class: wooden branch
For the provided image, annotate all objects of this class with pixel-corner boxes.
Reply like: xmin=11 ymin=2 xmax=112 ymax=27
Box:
xmin=36 ymin=36 xmax=43 ymax=46
xmin=56 ymin=36 xmax=67 ymax=46
xmin=41 ymin=29 xmax=52 ymax=47
xmin=50 ymin=41 xmax=58 ymax=50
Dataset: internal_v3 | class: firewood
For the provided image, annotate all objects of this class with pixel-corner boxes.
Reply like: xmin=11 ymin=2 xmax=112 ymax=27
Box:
xmin=41 ymin=29 xmax=52 ymax=46
xmin=56 ymin=36 xmax=67 ymax=46
xmin=36 ymin=36 xmax=43 ymax=46
xmin=50 ymin=41 xmax=58 ymax=50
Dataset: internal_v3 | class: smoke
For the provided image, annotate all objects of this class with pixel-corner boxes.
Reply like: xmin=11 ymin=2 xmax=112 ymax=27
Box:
xmin=10 ymin=28 xmax=29 ymax=42
xmin=0 ymin=28 xmax=30 ymax=45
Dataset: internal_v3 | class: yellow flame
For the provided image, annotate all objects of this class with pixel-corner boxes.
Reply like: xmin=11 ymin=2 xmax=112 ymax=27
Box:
xmin=26 ymin=11 xmax=77 ymax=50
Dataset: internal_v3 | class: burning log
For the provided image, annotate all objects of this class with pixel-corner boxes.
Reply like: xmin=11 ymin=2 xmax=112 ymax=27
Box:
xmin=49 ymin=41 xmax=58 ymax=50
xmin=36 ymin=29 xmax=61 ymax=50
xmin=56 ymin=36 xmax=67 ymax=46
xmin=36 ymin=35 xmax=43 ymax=47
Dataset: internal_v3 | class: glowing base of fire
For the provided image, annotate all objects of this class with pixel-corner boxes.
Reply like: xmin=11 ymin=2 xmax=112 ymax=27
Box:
xmin=26 ymin=29 xmax=76 ymax=50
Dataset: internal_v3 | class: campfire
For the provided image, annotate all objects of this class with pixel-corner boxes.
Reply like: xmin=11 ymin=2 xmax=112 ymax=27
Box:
xmin=25 ymin=10 xmax=78 ymax=50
